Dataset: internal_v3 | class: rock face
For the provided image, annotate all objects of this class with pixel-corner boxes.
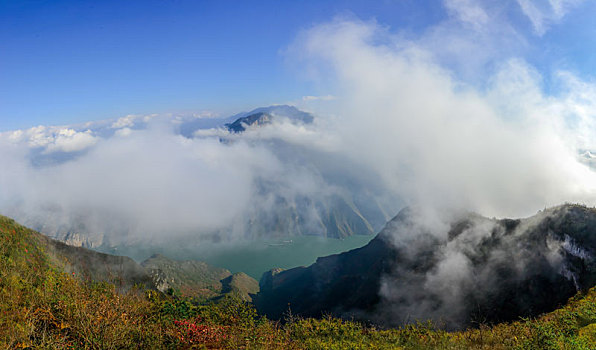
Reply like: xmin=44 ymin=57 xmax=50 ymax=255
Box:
xmin=61 ymin=231 xmax=104 ymax=248
xmin=256 ymin=204 xmax=596 ymax=330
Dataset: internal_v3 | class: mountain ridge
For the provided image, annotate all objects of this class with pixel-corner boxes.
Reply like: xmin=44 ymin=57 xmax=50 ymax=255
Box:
xmin=0 ymin=214 xmax=258 ymax=301
xmin=1 ymin=208 xmax=596 ymax=348
xmin=256 ymin=203 xmax=596 ymax=330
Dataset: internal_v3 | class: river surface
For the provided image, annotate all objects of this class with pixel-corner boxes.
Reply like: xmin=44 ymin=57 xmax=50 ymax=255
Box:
xmin=99 ymin=234 xmax=375 ymax=280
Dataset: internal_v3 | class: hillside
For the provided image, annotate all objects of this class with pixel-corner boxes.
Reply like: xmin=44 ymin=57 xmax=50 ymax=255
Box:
xmin=0 ymin=214 xmax=257 ymax=300
xmin=256 ymin=204 xmax=596 ymax=330
xmin=0 ymin=215 xmax=154 ymax=291
xmin=1 ymin=212 xmax=595 ymax=349
xmin=141 ymin=253 xmax=258 ymax=301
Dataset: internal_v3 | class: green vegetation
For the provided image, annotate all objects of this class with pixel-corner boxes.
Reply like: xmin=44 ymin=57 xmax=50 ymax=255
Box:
xmin=141 ymin=253 xmax=248 ymax=300
xmin=1 ymin=215 xmax=595 ymax=349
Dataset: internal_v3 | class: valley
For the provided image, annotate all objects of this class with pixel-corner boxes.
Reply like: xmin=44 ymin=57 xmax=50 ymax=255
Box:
xmin=1 ymin=207 xmax=595 ymax=349
xmin=4 ymin=1 xmax=596 ymax=348
xmin=97 ymin=234 xmax=374 ymax=280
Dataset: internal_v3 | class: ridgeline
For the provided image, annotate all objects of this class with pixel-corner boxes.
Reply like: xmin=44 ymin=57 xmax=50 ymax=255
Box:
xmin=1 ymin=213 xmax=595 ymax=349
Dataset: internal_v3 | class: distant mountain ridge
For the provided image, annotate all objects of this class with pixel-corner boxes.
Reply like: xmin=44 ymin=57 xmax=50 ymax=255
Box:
xmin=256 ymin=204 xmax=596 ymax=330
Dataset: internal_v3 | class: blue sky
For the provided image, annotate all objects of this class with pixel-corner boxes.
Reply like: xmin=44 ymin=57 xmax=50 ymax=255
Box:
xmin=1 ymin=0 xmax=596 ymax=131
xmin=4 ymin=0 xmax=596 ymax=237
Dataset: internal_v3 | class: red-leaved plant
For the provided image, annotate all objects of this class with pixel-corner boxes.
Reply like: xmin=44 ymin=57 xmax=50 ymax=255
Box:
xmin=174 ymin=317 xmax=229 ymax=347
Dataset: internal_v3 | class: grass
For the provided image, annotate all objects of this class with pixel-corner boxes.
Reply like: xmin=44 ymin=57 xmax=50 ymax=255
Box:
xmin=1 ymin=215 xmax=595 ymax=349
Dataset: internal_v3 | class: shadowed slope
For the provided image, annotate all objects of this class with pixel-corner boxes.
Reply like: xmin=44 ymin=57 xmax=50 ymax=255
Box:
xmin=256 ymin=204 xmax=596 ymax=329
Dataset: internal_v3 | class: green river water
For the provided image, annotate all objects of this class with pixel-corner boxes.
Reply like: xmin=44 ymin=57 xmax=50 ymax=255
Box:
xmin=101 ymin=234 xmax=375 ymax=280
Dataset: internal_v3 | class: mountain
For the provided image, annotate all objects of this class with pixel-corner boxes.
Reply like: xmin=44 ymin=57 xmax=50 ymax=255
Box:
xmin=0 ymin=214 xmax=258 ymax=301
xmin=233 ymin=192 xmax=383 ymax=239
xmin=256 ymin=204 xmax=596 ymax=330
xmin=141 ymin=253 xmax=258 ymax=301
xmin=220 ymin=272 xmax=260 ymax=302
xmin=226 ymin=112 xmax=274 ymax=133
xmin=2 ymin=211 xmax=595 ymax=348
xmin=0 ymin=214 xmax=153 ymax=292
xmin=221 ymin=105 xmax=391 ymax=239
xmin=141 ymin=253 xmax=232 ymax=298
xmin=1 ymin=104 xmax=396 ymax=248
xmin=227 ymin=105 xmax=314 ymax=125
xmin=225 ymin=105 xmax=314 ymax=133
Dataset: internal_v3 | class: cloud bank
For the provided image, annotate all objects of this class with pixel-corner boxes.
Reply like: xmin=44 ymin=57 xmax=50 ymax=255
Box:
xmin=289 ymin=15 xmax=596 ymax=219
xmin=281 ymin=7 xmax=596 ymax=327
xmin=1 ymin=3 xmax=595 ymax=249
xmin=0 ymin=108 xmax=393 ymax=244
xmin=516 ymin=0 xmax=585 ymax=35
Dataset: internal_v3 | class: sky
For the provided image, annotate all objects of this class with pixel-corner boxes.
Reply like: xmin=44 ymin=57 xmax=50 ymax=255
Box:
xmin=2 ymin=0 xmax=596 ymax=244
xmin=0 ymin=0 xmax=436 ymax=130
xmin=2 ymin=0 xmax=596 ymax=131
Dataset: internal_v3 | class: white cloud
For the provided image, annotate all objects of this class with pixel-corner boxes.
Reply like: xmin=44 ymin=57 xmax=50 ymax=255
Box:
xmin=443 ymin=0 xmax=489 ymax=28
xmin=25 ymin=125 xmax=51 ymax=148
xmin=302 ymin=95 xmax=336 ymax=101
xmin=292 ymin=18 xmax=596 ymax=218
xmin=2 ymin=13 xmax=596 ymax=247
xmin=2 ymin=126 xmax=99 ymax=154
xmin=0 ymin=110 xmax=380 ymax=242
xmin=516 ymin=0 xmax=585 ymax=35
xmin=287 ymin=18 xmax=596 ymax=327
xmin=114 ymin=127 xmax=133 ymax=137
xmin=8 ymin=130 xmax=24 ymax=142
xmin=44 ymin=129 xmax=98 ymax=153
xmin=111 ymin=115 xmax=138 ymax=129
xmin=143 ymin=114 xmax=159 ymax=123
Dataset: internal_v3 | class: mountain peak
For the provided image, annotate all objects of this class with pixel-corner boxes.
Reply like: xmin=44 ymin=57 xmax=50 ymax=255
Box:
xmin=225 ymin=105 xmax=314 ymax=133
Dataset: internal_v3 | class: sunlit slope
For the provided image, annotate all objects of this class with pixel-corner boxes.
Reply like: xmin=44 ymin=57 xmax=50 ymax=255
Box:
xmin=0 ymin=215 xmax=258 ymax=300
xmin=0 ymin=215 xmax=152 ymax=290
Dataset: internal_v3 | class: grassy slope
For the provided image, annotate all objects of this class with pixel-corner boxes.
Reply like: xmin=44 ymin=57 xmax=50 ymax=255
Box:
xmin=0 ymin=215 xmax=166 ymax=348
xmin=1 ymin=214 xmax=595 ymax=349
xmin=220 ymin=272 xmax=260 ymax=302
xmin=141 ymin=253 xmax=259 ymax=301
xmin=141 ymin=253 xmax=232 ymax=299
